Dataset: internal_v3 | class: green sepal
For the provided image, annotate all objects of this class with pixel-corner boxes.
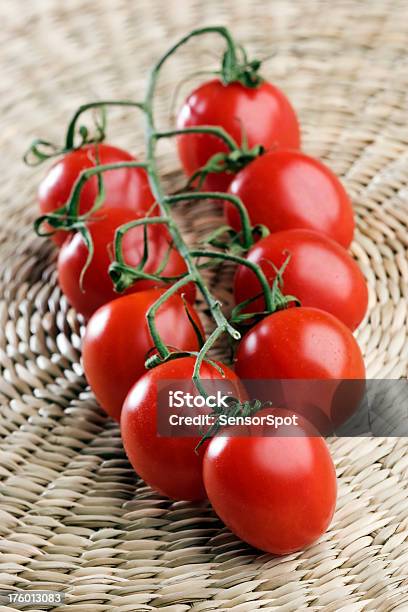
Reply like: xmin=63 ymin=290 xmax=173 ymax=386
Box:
xmin=220 ymin=49 xmax=263 ymax=89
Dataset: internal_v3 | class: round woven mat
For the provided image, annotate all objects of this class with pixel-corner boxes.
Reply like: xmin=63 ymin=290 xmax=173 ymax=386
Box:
xmin=1 ymin=1 xmax=408 ymax=610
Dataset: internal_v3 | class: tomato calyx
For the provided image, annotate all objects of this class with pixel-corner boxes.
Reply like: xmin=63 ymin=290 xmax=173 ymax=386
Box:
xmin=24 ymin=109 xmax=107 ymax=167
xmin=109 ymin=226 xmax=181 ymax=294
xmin=231 ymin=254 xmax=300 ymax=327
xmin=35 ymin=155 xmax=149 ymax=240
xmin=221 ymin=47 xmax=263 ymax=88
xmin=187 ymin=144 xmax=265 ymax=191
xmin=145 ymin=350 xmax=200 ymax=370
xmin=25 ymin=100 xmax=145 ymax=167
xmin=195 ymin=397 xmax=269 ymax=452
xmin=34 ymin=205 xmax=90 ymax=238
xmin=109 ymin=260 xmax=188 ymax=293
xmin=33 ymin=144 xmax=106 ymax=242
xmin=34 ymin=206 xmax=97 ymax=292
xmin=202 ymin=222 xmax=269 ymax=255
xmin=186 ymin=118 xmax=265 ymax=189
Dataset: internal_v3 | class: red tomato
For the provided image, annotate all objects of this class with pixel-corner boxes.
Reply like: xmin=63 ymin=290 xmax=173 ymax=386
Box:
xmin=121 ymin=357 xmax=244 ymax=501
xmin=58 ymin=207 xmax=195 ymax=320
xmin=82 ymin=289 xmax=204 ymax=422
xmin=38 ymin=144 xmax=155 ymax=246
xmin=203 ymin=419 xmax=337 ymax=554
xmin=234 ymin=229 xmax=368 ymax=330
xmin=235 ymin=307 xmax=365 ymax=430
xmin=226 ymin=150 xmax=355 ymax=247
xmin=176 ymin=79 xmax=300 ymax=191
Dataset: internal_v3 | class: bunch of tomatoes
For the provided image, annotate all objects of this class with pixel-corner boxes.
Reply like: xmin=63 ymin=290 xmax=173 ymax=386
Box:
xmin=30 ymin=28 xmax=368 ymax=555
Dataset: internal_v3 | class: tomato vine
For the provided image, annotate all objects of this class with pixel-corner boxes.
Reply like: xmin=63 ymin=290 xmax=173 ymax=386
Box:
xmin=25 ymin=25 xmax=295 ymax=390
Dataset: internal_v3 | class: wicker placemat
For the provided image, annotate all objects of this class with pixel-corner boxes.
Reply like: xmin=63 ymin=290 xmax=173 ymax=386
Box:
xmin=1 ymin=0 xmax=408 ymax=610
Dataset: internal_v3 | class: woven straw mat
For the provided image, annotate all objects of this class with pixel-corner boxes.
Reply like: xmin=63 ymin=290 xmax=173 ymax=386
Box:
xmin=1 ymin=1 xmax=408 ymax=610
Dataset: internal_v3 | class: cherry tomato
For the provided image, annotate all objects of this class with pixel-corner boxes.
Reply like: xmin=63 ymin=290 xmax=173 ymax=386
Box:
xmin=121 ymin=357 xmax=244 ymax=501
xmin=203 ymin=415 xmax=337 ymax=554
xmin=176 ymin=79 xmax=300 ymax=191
xmin=38 ymin=144 xmax=155 ymax=246
xmin=226 ymin=150 xmax=354 ymax=247
xmin=234 ymin=229 xmax=368 ymax=330
xmin=82 ymin=289 xmax=204 ymax=422
xmin=58 ymin=207 xmax=195 ymax=320
xmin=235 ymin=307 xmax=365 ymax=430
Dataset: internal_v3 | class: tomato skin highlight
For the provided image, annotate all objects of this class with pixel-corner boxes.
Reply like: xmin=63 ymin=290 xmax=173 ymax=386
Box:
xmin=176 ymin=79 xmax=300 ymax=191
xmin=235 ymin=307 xmax=365 ymax=380
xmin=226 ymin=150 xmax=355 ymax=247
xmin=203 ymin=427 xmax=337 ymax=554
xmin=57 ymin=207 xmax=195 ymax=320
xmin=235 ymin=307 xmax=365 ymax=430
xmin=234 ymin=229 xmax=368 ymax=331
xmin=38 ymin=144 xmax=155 ymax=246
xmin=121 ymin=357 xmax=244 ymax=501
xmin=82 ymin=289 xmax=204 ymax=422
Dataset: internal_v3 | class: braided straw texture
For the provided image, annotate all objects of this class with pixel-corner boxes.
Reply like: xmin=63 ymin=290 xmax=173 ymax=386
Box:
xmin=1 ymin=0 xmax=408 ymax=610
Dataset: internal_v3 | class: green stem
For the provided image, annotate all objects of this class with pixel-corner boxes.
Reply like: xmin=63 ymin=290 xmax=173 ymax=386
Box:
xmin=67 ymin=161 xmax=147 ymax=217
xmin=191 ymin=249 xmax=274 ymax=312
xmin=113 ymin=216 xmax=168 ymax=264
xmin=192 ymin=327 xmax=225 ymax=397
xmin=116 ymin=265 xmax=187 ymax=284
xmin=65 ymin=100 xmax=145 ymax=149
xmin=146 ymin=275 xmax=194 ymax=361
xmin=155 ymin=126 xmax=238 ymax=152
xmin=148 ymin=25 xmax=239 ymax=86
xmin=167 ymin=192 xmax=254 ymax=249
xmin=138 ymin=28 xmax=244 ymax=355
xmin=109 ymin=259 xmax=189 ymax=293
